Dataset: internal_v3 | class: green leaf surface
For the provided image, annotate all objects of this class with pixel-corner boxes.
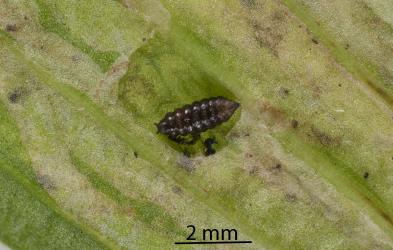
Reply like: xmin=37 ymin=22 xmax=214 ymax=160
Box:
xmin=1 ymin=0 xmax=393 ymax=249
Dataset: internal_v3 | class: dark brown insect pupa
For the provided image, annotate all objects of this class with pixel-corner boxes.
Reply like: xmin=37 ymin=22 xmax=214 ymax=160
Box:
xmin=155 ymin=96 xmax=240 ymax=145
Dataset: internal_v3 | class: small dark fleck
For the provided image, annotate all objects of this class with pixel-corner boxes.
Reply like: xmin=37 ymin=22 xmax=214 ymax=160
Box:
xmin=338 ymin=83 xmax=342 ymax=87
xmin=244 ymin=133 xmax=250 ymax=137
xmin=40 ymin=45 xmax=44 ymax=50
xmin=24 ymin=16 xmax=28 ymax=20
xmin=345 ymin=44 xmax=350 ymax=50
xmin=245 ymin=153 xmax=253 ymax=158
xmin=278 ymin=87 xmax=290 ymax=97
xmin=248 ymin=166 xmax=259 ymax=175
xmin=363 ymin=172 xmax=369 ymax=179
xmin=5 ymin=24 xmax=17 ymax=32
xmin=8 ymin=91 xmax=20 ymax=103
xmin=133 ymin=151 xmax=138 ymax=158
xmin=172 ymin=185 xmax=182 ymax=195
xmin=291 ymin=119 xmax=299 ymax=129
xmin=142 ymin=37 xmax=146 ymax=42
xmin=271 ymin=163 xmax=282 ymax=174
xmin=298 ymin=25 xmax=302 ymax=28
xmin=311 ymin=38 xmax=319 ymax=44
xmin=285 ymin=193 xmax=297 ymax=202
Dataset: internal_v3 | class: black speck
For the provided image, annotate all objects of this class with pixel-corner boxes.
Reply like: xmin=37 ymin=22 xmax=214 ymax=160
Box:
xmin=8 ymin=91 xmax=20 ymax=103
xmin=133 ymin=151 xmax=138 ymax=158
xmin=311 ymin=38 xmax=319 ymax=44
xmin=142 ymin=37 xmax=146 ymax=42
xmin=271 ymin=163 xmax=282 ymax=174
xmin=5 ymin=24 xmax=17 ymax=32
xmin=338 ymin=83 xmax=342 ymax=87
xmin=345 ymin=44 xmax=350 ymax=50
xmin=363 ymin=172 xmax=369 ymax=179
xmin=279 ymin=87 xmax=290 ymax=97
xmin=291 ymin=119 xmax=299 ymax=129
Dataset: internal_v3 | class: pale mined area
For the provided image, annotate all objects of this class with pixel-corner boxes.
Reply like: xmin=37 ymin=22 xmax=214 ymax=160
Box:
xmin=1 ymin=0 xmax=393 ymax=249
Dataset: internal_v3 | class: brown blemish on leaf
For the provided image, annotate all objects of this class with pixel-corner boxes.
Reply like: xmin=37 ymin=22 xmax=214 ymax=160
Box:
xmin=122 ymin=206 xmax=135 ymax=217
xmin=245 ymin=153 xmax=253 ymax=158
xmin=291 ymin=119 xmax=299 ymax=129
xmin=248 ymin=165 xmax=260 ymax=175
xmin=240 ymin=0 xmax=256 ymax=9
xmin=250 ymin=16 xmax=285 ymax=57
xmin=278 ymin=87 xmax=290 ymax=98
xmin=259 ymin=101 xmax=288 ymax=127
xmin=270 ymin=163 xmax=282 ymax=174
xmin=37 ymin=174 xmax=56 ymax=190
xmin=5 ymin=24 xmax=17 ymax=32
xmin=311 ymin=126 xmax=341 ymax=146
xmin=285 ymin=193 xmax=297 ymax=202
xmin=8 ymin=91 xmax=21 ymax=103
xmin=172 ymin=186 xmax=182 ymax=195
xmin=311 ymin=38 xmax=319 ymax=44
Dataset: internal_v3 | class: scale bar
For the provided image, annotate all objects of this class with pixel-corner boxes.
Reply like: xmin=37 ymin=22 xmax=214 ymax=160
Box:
xmin=175 ymin=241 xmax=252 ymax=245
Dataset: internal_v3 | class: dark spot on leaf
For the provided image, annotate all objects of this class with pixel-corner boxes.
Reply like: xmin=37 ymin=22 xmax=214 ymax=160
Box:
xmin=8 ymin=91 xmax=21 ymax=103
xmin=245 ymin=153 xmax=253 ymax=158
xmin=380 ymin=211 xmax=393 ymax=226
xmin=363 ymin=172 xmax=369 ymax=179
xmin=338 ymin=83 xmax=342 ymax=87
xmin=133 ymin=151 xmax=138 ymax=158
xmin=311 ymin=126 xmax=341 ymax=146
xmin=5 ymin=24 xmax=17 ymax=32
xmin=37 ymin=174 xmax=56 ymax=190
xmin=270 ymin=163 xmax=282 ymax=174
xmin=248 ymin=166 xmax=259 ymax=175
xmin=285 ymin=193 xmax=297 ymax=202
xmin=142 ymin=37 xmax=146 ymax=42
xmin=251 ymin=19 xmax=284 ymax=57
xmin=345 ymin=44 xmax=350 ymax=50
xmin=291 ymin=119 xmax=299 ymax=129
xmin=244 ymin=133 xmax=250 ymax=137
xmin=259 ymin=101 xmax=287 ymax=126
xmin=240 ymin=0 xmax=256 ymax=8
xmin=172 ymin=186 xmax=182 ymax=195
xmin=311 ymin=38 xmax=319 ymax=44
xmin=278 ymin=87 xmax=289 ymax=97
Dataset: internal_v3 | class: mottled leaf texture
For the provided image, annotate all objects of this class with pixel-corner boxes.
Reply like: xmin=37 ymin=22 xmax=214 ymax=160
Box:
xmin=1 ymin=0 xmax=393 ymax=249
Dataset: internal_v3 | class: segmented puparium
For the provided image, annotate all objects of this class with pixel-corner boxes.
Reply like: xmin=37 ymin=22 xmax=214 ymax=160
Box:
xmin=156 ymin=96 xmax=240 ymax=139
